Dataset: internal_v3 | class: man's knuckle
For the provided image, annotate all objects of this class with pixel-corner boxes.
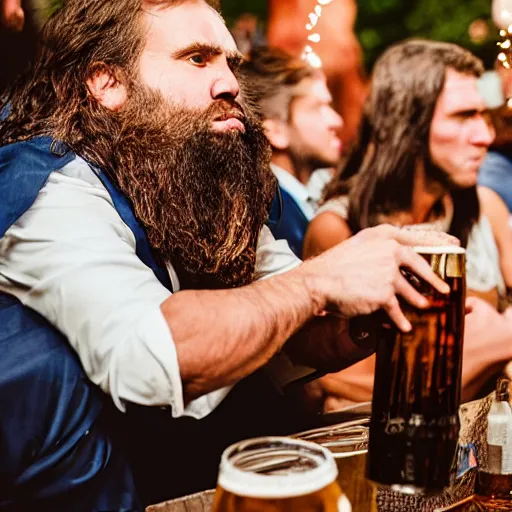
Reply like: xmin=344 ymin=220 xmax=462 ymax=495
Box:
xmin=381 ymin=224 xmax=398 ymax=237
xmin=382 ymin=240 xmax=400 ymax=260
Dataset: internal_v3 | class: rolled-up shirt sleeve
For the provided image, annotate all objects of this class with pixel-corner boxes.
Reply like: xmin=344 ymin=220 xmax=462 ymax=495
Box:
xmin=0 ymin=163 xmax=185 ymax=415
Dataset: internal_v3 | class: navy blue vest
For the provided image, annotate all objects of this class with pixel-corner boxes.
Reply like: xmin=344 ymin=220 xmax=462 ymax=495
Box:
xmin=0 ymin=137 xmax=311 ymax=509
xmin=268 ymin=185 xmax=309 ymax=259
xmin=0 ymin=137 xmax=143 ymax=511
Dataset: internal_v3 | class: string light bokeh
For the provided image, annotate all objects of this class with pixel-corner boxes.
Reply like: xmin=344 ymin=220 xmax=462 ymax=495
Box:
xmin=497 ymin=26 xmax=512 ymax=70
xmin=496 ymin=20 xmax=512 ymax=107
xmin=301 ymin=0 xmax=334 ymax=69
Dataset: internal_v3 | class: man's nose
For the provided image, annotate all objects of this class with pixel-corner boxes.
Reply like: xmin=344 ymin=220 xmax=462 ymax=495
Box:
xmin=328 ymin=107 xmax=344 ymax=132
xmin=211 ymin=64 xmax=240 ymax=100
xmin=471 ymin=116 xmax=495 ymax=147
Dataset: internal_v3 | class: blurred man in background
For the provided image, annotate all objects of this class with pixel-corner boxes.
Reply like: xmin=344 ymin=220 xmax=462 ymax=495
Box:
xmin=242 ymin=46 xmax=343 ymax=257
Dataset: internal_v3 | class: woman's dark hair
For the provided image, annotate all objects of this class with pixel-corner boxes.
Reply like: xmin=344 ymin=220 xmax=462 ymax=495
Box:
xmin=324 ymin=39 xmax=484 ymax=247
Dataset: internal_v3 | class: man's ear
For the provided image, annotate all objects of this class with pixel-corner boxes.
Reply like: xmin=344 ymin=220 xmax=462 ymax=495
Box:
xmin=86 ymin=63 xmax=127 ymax=111
xmin=262 ymin=118 xmax=290 ymax=151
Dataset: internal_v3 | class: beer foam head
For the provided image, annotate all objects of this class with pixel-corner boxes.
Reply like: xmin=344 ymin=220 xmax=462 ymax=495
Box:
xmin=399 ymin=226 xmax=460 ymax=248
xmin=217 ymin=437 xmax=338 ymax=499
xmin=413 ymin=245 xmax=466 ymax=255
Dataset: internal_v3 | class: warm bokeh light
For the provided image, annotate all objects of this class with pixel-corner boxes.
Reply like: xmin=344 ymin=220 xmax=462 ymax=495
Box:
xmin=302 ymin=0 xmax=337 ymax=69
xmin=493 ymin=0 xmax=512 ymax=29
xmin=468 ymin=19 xmax=489 ymax=45
xmin=496 ymin=14 xmax=512 ymax=71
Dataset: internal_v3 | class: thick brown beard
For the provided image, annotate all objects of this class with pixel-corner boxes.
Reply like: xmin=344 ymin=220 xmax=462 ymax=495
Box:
xmin=74 ymin=85 xmax=275 ymax=290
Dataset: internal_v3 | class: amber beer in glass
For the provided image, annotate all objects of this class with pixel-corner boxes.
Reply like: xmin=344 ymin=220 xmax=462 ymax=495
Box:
xmin=368 ymin=246 xmax=466 ymax=493
xmin=295 ymin=419 xmax=377 ymax=510
xmin=211 ymin=437 xmax=352 ymax=512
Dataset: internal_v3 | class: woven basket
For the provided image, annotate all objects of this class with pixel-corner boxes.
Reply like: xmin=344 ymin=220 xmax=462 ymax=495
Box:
xmin=146 ymin=490 xmax=215 ymax=512
xmin=376 ymin=394 xmax=494 ymax=512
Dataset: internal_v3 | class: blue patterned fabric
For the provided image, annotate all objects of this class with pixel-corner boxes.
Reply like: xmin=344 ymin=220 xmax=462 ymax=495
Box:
xmin=0 ymin=136 xmax=153 ymax=511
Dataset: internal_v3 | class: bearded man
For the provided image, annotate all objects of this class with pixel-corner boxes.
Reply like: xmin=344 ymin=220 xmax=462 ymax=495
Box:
xmin=0 ymin=3 xmax=454 ymax=510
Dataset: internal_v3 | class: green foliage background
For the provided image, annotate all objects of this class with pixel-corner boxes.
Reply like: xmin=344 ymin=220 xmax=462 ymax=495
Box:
xmin=222 ymin=0 xmax=267 ymax=23
xmin=356 ymin=0 xmax=497 ymax=69
xmin=221 ymin=0 xmax=498 ymax=70
xmin=47 ymin=0 xmax=498 ymax=70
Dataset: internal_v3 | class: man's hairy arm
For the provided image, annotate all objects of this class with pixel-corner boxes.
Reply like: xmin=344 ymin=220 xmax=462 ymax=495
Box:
xmin=0 ymin=168 xmax=454 ymax=412
xmin=163 ymin=264 xmax=320 ymax=402
xmin=165 ymin=225 xmax=455 ymax=402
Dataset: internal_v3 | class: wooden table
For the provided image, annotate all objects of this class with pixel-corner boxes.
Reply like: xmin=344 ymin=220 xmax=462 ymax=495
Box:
xmin=146 ymin=394 xmax=495 ymax=512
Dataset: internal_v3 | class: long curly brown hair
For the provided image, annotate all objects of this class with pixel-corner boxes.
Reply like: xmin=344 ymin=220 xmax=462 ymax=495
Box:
xmin=324 ymin=39 xmax=484 ymax=247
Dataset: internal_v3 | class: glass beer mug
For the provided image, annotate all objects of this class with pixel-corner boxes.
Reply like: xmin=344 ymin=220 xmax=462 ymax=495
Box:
xmin=368 ymin=245 xmax=466 ymax=494
xmin=211 ymin=436 xmax=352 ymax=512
xmin=295 ymin=418 xmax=377 ymax=510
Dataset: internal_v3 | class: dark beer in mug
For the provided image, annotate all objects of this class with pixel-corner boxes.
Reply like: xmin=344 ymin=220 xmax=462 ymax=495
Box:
xmin=368 ymin=246 xmax=466 ymax=493
xmin=211 ymin=437 xmax=351 ymax=512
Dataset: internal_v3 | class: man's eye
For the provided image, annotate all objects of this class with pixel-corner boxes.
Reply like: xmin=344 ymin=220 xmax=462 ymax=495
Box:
xmin=458 ymin=111 xmax=477 ymax=119
xmin=189 ymin=54 xmax=206 ymax=66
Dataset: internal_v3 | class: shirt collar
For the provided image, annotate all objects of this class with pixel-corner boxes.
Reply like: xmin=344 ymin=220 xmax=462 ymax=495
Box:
xmin=270 ymin=164 xmax=315 ymax=220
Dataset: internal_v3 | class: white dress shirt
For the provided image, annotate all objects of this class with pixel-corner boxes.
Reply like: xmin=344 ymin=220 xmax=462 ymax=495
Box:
xmin=271 ymin=164 xmax=316 ymax=221
xmin=0 ymin=156 xmax=301 ymax=419
xmin=306 ymin=169 xmax=333 ymax=208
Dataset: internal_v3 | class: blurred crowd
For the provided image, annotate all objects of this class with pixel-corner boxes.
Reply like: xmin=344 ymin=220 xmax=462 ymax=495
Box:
xmin=2 ymin=0 xmax=512 ymax=508
xmin=227 ymin=0 xmax=512 ymax=410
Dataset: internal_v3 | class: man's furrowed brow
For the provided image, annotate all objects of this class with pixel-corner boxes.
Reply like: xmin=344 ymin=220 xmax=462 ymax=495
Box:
xmin=447 ymin=104 xmax=488 ymax=117
xmin=171 ymin=43 xmax=223 ymax=60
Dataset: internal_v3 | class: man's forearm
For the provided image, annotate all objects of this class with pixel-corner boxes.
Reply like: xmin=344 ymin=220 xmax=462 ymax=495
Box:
xmin=161 ymin=264 xmax=323 ymax=402
xmin=162 ymin=225 xmax=455 ymax=403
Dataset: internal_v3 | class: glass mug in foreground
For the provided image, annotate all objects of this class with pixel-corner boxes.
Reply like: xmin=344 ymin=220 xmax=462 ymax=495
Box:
xmin=295 ymin=418 xmax=377 ymax=511
xmin=368 ymin=245 xmax=466 ymax=494
xmin=211 ymin=437 xmax=352 ymax=512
